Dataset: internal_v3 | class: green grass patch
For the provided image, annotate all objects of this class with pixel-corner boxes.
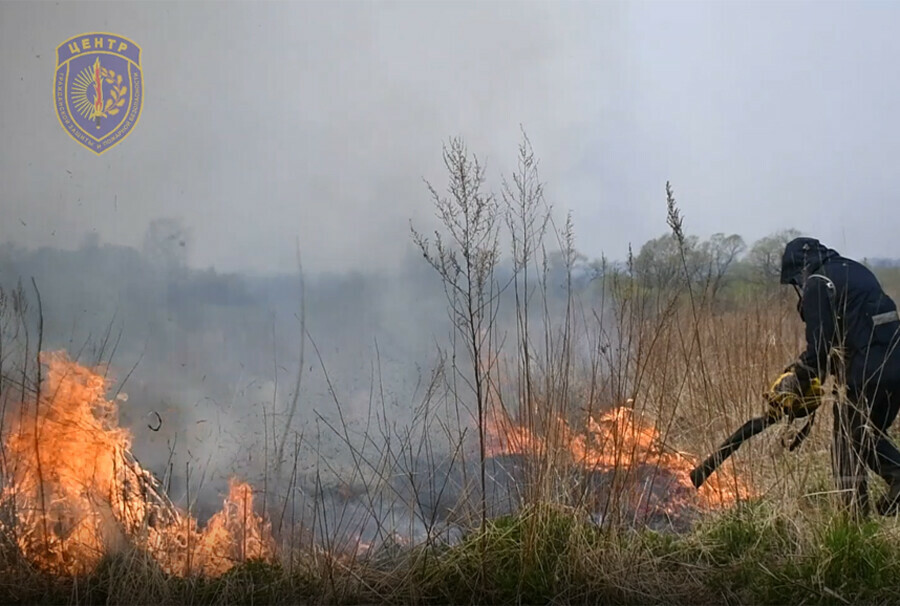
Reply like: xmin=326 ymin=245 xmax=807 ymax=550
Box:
xmin=7 ymin=503 xmax=900 ymax=604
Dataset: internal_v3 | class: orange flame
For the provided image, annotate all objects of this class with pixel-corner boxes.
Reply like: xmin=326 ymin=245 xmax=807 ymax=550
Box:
xmin=485 ymin=404 xmax=752 ymax=513
xmin=0 ymin=352 xmax=274 ymax=576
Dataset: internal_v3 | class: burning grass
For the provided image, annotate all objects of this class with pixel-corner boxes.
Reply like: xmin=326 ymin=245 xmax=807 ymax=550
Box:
xmin=1 ymin=184 xmax=897 ymax=602
xmin=0 ymin=349 xmax=768 ymax=601
xmin=1 ymin=319 xmax=899 ymax=603
xmin=485 ymin=403 xmax=753 ymax=520
xmin=0 ymin=352 xmax=756 ymax=575
xmin=6 ymin=500 xmax=900 ymax=605
xmin=2 ymin=348 xmax=883 ymax=605
xmin=0 ymin=351 xmax=274 ymax=578
xmin=0 ymin=292 xmax=878 ymax=604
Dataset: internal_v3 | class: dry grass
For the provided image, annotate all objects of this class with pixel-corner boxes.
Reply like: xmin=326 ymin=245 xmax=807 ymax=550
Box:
xmin=0 ymin=282 xmax=899 ymax=605
xmin=4 ymin=144 xmax=900 ymax=603
xmin=3 ymin=263 xmax=898 ymax=605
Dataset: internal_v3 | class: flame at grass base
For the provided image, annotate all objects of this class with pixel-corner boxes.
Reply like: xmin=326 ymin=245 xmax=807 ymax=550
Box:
xmin=0 ymin=351 xmax=274 ymax=576
xmin=485 ymin=404 xmax=753 ymax=519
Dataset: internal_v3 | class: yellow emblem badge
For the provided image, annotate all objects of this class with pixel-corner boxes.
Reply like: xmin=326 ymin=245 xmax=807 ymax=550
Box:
xmin=54 ymin=33 xmax=143 ymax=155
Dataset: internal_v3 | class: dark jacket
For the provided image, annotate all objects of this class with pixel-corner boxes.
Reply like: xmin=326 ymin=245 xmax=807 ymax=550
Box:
xmin=780 ymin=237 xmax=900 ymax=392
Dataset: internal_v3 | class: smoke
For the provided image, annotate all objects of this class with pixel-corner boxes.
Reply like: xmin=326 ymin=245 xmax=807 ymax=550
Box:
xmin=0 ymin=215 xmax=596 ymax=523
xmin=0 ymin=237 xmax=454 ymax=516
xmin=0 ymin=1 xmax=616 ymax=275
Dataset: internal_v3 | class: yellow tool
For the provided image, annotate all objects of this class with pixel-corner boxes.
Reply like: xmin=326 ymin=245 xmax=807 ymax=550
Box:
xmin=765 ymin=371 xmax=824 ymax=419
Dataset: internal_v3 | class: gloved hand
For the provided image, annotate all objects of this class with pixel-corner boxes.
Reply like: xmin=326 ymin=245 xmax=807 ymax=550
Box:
xmin=765 ymin=371 xmax=823 ymax=419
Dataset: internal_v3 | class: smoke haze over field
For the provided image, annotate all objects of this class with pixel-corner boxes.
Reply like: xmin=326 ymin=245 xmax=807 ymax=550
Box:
xmin=4 ymin=0 xmax=900 ymax=528
xmin=9 ymin=7 xmax=900 ymax=591
xmin=0 ymin=241 xmax=457 ymax=514
xmin=3 ymin=2 xmax=900 ymax=273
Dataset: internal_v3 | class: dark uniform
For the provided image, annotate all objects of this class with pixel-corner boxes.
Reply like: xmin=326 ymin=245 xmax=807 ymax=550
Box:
xmin=780 ymin=237 xmax=900 ymax=512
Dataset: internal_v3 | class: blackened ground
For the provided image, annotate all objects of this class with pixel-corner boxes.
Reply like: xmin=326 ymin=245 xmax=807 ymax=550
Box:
xmin=306 ymin=453 xmax=701 ymax=544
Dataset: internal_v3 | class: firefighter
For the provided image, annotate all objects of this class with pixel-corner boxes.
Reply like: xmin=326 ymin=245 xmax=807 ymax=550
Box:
xmin=775 ymin=236 xmax=900 ymax=514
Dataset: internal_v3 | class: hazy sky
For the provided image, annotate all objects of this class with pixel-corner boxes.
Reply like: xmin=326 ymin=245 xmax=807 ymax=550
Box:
xmin=3 ymin=1 xmax=900 ymax=274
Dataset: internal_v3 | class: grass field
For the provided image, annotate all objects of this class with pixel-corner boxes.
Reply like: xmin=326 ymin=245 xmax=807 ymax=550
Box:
xmin=3 ymin=151 xmax=900 ymax=604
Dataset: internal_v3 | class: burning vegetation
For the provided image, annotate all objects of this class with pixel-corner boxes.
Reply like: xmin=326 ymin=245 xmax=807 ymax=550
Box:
xmin=0 ymin=350 xmax=754 ymax=578
xmin=485 ymin=403 xmax=752 ymax=526
xmin=0 ymin=351 xmax=274 ymax=576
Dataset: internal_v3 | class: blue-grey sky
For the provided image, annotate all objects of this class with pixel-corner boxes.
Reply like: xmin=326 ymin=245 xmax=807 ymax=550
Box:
xmin=2 ymin=0 xmax=899 ymax=273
